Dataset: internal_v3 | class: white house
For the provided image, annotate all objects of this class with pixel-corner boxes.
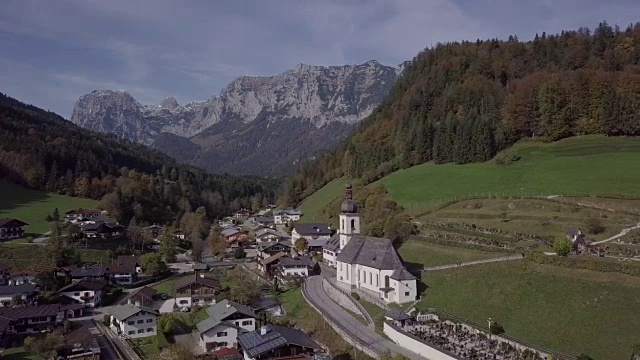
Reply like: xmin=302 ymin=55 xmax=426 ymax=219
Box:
xmin=108 ymin=304 xmax=159 ymax=339
xmin=277 ymin=255 xmax=314 ymax=282
xmin=173 ymin=273 xmax=220 ymax=308
xmin=58 ymin=278 xmax=108 ymax=307
xmin=273 ymin=209 xmax=303 ymax=225
xmin=334 ymin=185 xmax=417 ymax=305
xmin=196 ymin=299 xmax=257 ymax=352
xmin=254 ymin=228 xmax=280 ymax=243
xmin=322 ymin=235 xmax=340 ymax=267
xmin=0 ymin=284 xmax=37 ymax=307
xmin=291 ymin=224 xmax=332 ymax=243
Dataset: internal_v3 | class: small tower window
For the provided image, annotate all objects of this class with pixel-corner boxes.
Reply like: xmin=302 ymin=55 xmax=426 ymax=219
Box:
xmin=351 ymin=219 xmax=356 ymax=230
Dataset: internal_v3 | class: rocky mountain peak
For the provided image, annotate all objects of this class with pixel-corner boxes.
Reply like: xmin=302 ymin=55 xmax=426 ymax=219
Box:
xmin=159 ymin=96 xmax=180 ymax=110
xmin=70 ymin=60 xmax=405 ymax=176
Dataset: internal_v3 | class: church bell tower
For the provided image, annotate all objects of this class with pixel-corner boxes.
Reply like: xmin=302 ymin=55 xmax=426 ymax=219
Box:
xmin=339 ymin=184 xmax=360 ymax=250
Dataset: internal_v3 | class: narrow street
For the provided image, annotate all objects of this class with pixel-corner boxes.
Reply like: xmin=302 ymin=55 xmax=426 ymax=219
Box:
xmin=79 ymin=319 xmax=121 ymax=360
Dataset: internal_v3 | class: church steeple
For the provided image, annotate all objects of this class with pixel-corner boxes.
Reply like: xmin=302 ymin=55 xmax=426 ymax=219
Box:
xmin=339 ymin=184 xmax=360 ymax=250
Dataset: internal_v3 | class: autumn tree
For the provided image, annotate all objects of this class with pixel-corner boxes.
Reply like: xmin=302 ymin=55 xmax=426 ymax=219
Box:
xmin=226 ymin=267 xmax=260 ymax=305
xmin=140 ymin=253 xmax=168 ymax=277
xmin=554 ymin=237 xmax=572 ymax=256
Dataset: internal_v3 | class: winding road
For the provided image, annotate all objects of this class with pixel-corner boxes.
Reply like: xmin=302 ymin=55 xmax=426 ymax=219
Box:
xmin=591 ymin=222 xmax=640 ymax=245
xmin=303 ymin=275 xmax=426 ymax=360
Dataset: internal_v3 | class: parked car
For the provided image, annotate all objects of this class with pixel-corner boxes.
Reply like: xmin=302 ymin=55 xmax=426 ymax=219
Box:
xmin=159 ymin=293 xmax=169 ymax=300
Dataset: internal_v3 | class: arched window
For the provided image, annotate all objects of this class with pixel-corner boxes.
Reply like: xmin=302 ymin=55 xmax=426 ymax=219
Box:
xmin=341 ymin=219 xmax=345 ymax=232
xmin=351 ymin=219 xmax=355 ymax=230
xmin=384 ymin=275 xmax=390 ymax=288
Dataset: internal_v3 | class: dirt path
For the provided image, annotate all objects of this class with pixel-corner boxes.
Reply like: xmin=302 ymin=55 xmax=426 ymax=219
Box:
xmin=591 ymin=222 xmax=640 ymax=245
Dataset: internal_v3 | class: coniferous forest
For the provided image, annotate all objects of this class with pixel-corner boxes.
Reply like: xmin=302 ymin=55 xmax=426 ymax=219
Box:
xmin=284 ymin=22 xmax=640 ymax=205
xmin=0 ymin=92 xmax=277 ymax=226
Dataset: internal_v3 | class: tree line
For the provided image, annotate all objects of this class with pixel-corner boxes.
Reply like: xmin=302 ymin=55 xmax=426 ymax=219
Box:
xmin=0 ymin=92 xmax=277 ymax=226
xmin=284 ymin=22 xmax=640 ymax=205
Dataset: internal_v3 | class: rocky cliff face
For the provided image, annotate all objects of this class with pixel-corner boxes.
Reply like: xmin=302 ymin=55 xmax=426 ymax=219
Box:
xmin=70 ymin=60 xmax=403 ymax=176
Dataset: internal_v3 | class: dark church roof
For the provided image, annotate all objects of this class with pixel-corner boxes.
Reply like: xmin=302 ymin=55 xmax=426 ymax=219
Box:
xmin=336 ymin=235 xmax=403 ymax=270
xmin=390 ymin=267 xmax=416 ymax=281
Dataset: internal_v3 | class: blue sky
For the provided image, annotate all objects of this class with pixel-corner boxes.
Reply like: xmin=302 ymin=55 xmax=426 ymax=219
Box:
xmin=1 ymin=0 xmax=639 ymax=118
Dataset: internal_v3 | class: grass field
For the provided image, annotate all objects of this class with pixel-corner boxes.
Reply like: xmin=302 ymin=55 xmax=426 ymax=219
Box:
xmin=420 ymin=198 xmax=638 ymax=242
xmin=298 ymin=177 xmax=351 ymax=223
xmin=397 ymin=238 xmax=501 ymax=268
xmin=377 ymin=136 xmax=640 ymax=214
xmin=0 ymin=180 xmax=98 ymax=236
xmin=0 ymin=244 xmax=110 ymax=270
xmin=418 ymin=261 xmax=640 ymax=360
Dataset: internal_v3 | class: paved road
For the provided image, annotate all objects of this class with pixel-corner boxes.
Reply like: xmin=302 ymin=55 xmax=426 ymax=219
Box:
xmin=95 ymin=320 xmax=141 ymax=360
xmin=591 ymin=222 xmax=640 ymax=245
xmin=79 ymin=319 xmax=121 ymax=360
xmin=304 ymin=276 xmax=426 ymax=360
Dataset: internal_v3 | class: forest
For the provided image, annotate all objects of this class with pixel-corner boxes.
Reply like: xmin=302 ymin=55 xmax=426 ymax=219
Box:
xmin=284 ymin=22 xmax=640 ymax=206
xmin=0 ymin=92 xmax=277 ymax=226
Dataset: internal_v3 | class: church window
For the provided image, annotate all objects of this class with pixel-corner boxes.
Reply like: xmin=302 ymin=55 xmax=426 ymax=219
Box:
xmin=405 ymin=292 xmax=410 ymax=296
xmin=351 ymin=219 xmax=355 ymax=230
xmin=341 ymin=220 xmax=345 ymax=232
xmin=376 ymin=275 xmax=379 ymax=287
xmin=369 ymin=272 xmax=372 ymax=285
xmin=384 ymin=275 xmax=390 ymax=288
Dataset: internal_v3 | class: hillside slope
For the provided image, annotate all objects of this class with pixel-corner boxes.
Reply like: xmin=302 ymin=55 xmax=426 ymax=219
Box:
xmin=0 ymin=92 xmax=276 ymax=225
xmin=299 ymin=136 xmax=640 ymax=218
xmin=286 ymin=22 xmax=640 ymax=205
xmin=71 ymin=61 xmax=404 ymax=176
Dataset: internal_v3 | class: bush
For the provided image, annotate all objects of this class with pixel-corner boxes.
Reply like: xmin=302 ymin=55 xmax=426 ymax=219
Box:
xmin=489 ymin=321 xmax=505 ymax=335
xmin=494 ymin=151 xmax=521 ymax=165
xmin=351 ymin=292 xmax=360 ymax=301
xmin=156 ymin=331 xmax=169 ymax=349
xmin=101 ymin=288 xmax=123 ymax=306
xmin=583 ymin=214 xmax=605 ymax=235
xmin=553 ymin=238 xmax=572 ymax=256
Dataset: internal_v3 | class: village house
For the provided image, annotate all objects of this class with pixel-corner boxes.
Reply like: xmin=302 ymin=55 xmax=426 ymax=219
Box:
xmin=273 ymin=209 xmax=303 ymax=225
xmin=254 ymin=217 xmax=275 ymax=228
xmin=196 ymin=299 xmax=257 ymax=353
xmin=64 ymin=209 xmax=101 ymax=224
xmin=322 ymin=235 xmax=340 ymax=267
xmin=81 ymin=221 xmax=124 ymax=239
xmin=0 ymin=284 xmax=37 ymax=307
xmin=276 ymin=255 xmax=315 ymax=283
xmin=384 ymin=308 xmax=412 ymax=327
xmin=174 ymin=229 xmax=186 ymax=240
xmin=143 ymin=224 xmax=164 ymax=239
xmin=0 ymin=304 xmax=71 ymax=336
xmin=257 ymin=241 xmax=292 ymax=260
xmin=108 ymin=304 xmax=159 ymax=339
xmin=109 ymin=256 xmax=141 ymax=285
xmin=254 ymin=228 xmax=280 ymax=242
xmin=234 ymin=209 xmax=251 ymax=219
xmin=58 ymin=278 xmax=109 ymax=307
xmin=258 ymin=252 xmax=287 ymax=277
xmin=222 ymin=228 xmax=248 ymax=243
xmin=291 ymin=223 xmax=332 ymax=243
xmin=566 ymin=227 xmax=588 ymax=253
xmin=237 ymin=325 xmax=321 ymax=360
xmin=0 ymin=218 xmax=28 ymax=241
xmin=219 ymin=217 xmax=236 ymax=228
xmin=68 ymin=265 xmax=110 ymax=282
xmin=8 ymin=270 xmax=37 ymax=286
xmin=118 ymin=286 xmax=157 ymax=307
xmin=331 ymin=185 xmax=417 ymax=305
xmin=57 ymin=327 xmax=102 ymax=360
xmin=173 ymin=272 xmax=220 ymax=308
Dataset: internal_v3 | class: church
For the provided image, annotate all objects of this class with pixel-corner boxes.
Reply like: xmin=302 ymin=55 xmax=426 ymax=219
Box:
xmin=323 ymin=185 xmax=417 ymax=305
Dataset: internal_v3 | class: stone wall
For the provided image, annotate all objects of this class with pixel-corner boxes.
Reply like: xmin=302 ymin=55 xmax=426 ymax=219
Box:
xmin=322 ymin=279 xmax=370 ymax=322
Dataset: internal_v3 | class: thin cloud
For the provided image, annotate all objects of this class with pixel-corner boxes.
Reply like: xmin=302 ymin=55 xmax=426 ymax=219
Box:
xmin=1 ymin=0 xmax=639 ymax=117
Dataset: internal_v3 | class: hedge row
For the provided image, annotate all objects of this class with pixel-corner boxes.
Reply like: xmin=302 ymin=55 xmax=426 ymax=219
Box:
xmin=528 ymin=253 xmax=640 ymax=276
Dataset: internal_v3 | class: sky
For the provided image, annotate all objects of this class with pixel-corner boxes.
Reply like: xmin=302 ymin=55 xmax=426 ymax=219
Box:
xmin=1 ymin=0 xmax=639 ymax=118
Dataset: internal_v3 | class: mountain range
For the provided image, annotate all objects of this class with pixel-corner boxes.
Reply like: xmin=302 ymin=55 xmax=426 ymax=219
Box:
xmin=70 ymin=60 xmax=405 ymax=176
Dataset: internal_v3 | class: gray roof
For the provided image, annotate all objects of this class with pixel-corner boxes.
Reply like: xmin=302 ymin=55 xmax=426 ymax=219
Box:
xmin=307 ymin=238 xmax=329 ymax=248
xmin=293 ymin=223 xmax=331 ymax=236
xmin=255 ymin=217 xmax=274 ymax=223
xmin=390 ymin=267 xmax=416 ymax=281
xmin=237 ymin=325 xmax=320 ymax=358
xmin=108 ymin=304 xmax=158 ymax=321
xmin=70 ymin=266 xmax=108 ymax=278
xmin=0 ymin=284 xmax=37 ymax=296
xmin=255 ymin=228 xmax=279 ymax=238
xmin=197 ymin=317 xmax=236 ymax=333
xmin=206 ymin=299 xmax=257 ymax=321
xmin=274 ymin=209 xmax=303 ymax=216
xmin=323 ymin=234 xmax=340 ymax=252
xmin=279 ymin=256 xmax=314 ymax=267
xmin=222 ymin=228 xmax=242 ymax=237
xmin=385 ymin=308 xmax=412 ymax=321
xmin=257 ymin=240 xmax=291 ymax=251
xmin=336 ymin=235 xmax=404 ymax=270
